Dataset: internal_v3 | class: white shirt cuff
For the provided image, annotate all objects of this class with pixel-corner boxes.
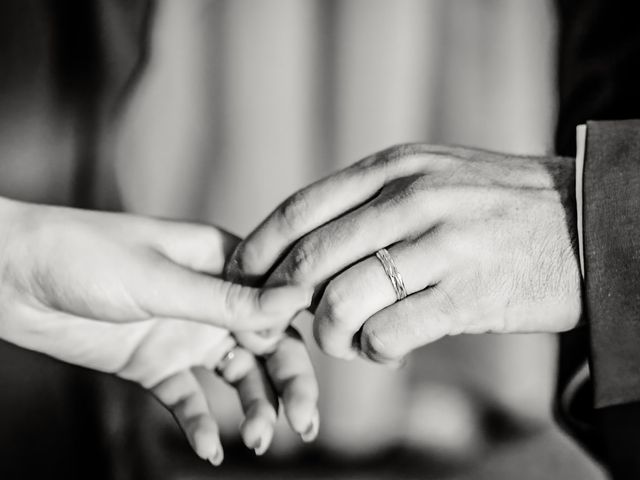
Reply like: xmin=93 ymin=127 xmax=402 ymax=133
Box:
xmin=575 ymin=124 xmax=586 ymax=279
xmin=558 ymin=125 xmax=590 ymax=423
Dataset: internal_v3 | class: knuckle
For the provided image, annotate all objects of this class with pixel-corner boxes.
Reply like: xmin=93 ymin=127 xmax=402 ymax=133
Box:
xmin=372 ymin=176 xmax=433 ymax=216
xmin=358 ymin=143 xmax=468 ymax=179
xmin=353 ymin=152 xmax=382 ymax=170
xmin=386 ymin=142 xmax=420 ymax=159
xmin=245 ymin=399 xmax=278 ymax=425
xmin=320 ymin=282 xmax=351 ymax=327
xmin=379 ymin=176 xmax=424 ymax=205
xmin=277 ymin=191 xmax=309 ymax=232
xmin=284 ymin=237 xmax=319 ymax=282
xmin=428 ymin=285 xmax=461 ymax=334
xmin=432 ymin=285 xmax=458 ymax=317
xmin=380 ymin=143 xmax=425 ymax=169
xmin=315 ymin=334 xmax=342 ymax=359
xmin=353 ymin=143 xmax=413 ymax=171
xmin=369 ymin=145 xmax=405 ymax=171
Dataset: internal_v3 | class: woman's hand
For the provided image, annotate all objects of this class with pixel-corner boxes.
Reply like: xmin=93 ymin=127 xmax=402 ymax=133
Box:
xmin=0 ymin=199 xmax=316 ymax=463
xmin=228 ymin=144 xmax=582 ymax=363
xmin=0 ymin=200 xmax=309 ymax=331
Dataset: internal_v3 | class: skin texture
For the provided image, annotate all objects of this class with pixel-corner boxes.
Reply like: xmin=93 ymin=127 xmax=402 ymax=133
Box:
xmin=228 ymin=144 xmax=582 ymax=364
xmin=0 ymin=199 xmax=318 ymax=465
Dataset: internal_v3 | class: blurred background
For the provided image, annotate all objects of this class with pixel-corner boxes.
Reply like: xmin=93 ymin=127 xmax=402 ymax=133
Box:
xmin=0 ymin=0 xmax=606 ymax=479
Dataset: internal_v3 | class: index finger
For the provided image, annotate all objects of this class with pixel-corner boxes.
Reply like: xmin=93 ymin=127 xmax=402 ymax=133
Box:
xmin=225 ymin=152 xmax=395 ymax=285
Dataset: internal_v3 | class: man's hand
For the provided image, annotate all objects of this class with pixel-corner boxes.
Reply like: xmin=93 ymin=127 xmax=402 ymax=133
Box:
xmin=0 ymin=199 xmax=316 ymax=464
xmin=228 ymin=144 xmax=582 ymax=363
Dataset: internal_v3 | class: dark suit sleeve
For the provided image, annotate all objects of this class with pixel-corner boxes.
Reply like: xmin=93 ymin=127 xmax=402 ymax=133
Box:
xmin=584 ymin=120 xmax=640 ymax=409
xmin=581 ymin=121 xmax=640 ymax=479
xmin=554 ymin=2 xmax=640 ymax=476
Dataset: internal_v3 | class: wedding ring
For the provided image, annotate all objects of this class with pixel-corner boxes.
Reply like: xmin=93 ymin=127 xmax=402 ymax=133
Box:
xmin=214 ymin=345 xmax=238 ymax=376
xmin=375 ymin=248 xmax=408 ymax=301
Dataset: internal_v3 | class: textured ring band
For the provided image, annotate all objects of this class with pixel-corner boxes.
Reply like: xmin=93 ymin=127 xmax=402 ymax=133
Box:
xmin=375 ymin=248 xmax=408 ymax=301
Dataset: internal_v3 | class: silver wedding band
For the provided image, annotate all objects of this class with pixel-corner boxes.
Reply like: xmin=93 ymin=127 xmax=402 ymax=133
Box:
xmin=375 ymin=248 xmax=408 ymax=301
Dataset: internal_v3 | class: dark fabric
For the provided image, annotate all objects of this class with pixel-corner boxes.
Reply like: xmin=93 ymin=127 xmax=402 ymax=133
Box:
xmin=554 ymin=1 xmax=640 ymax=477
xmin=598 ymin=402 xmax=640 ymax=479
xmin=584 ymin=120 xmax=640 ymax=408
xmin=581 ymin=120 xmax=640 ymax=477
xmin=555 ymin=0 xmax=640 ymax=158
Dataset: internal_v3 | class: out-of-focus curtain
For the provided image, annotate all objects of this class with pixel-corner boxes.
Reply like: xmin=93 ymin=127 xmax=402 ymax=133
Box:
xmin=114 ymin=0 xmax=561 ymax=460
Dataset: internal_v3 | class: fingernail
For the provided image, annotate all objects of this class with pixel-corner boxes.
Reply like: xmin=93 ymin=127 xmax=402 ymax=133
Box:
xmin=240 ymin=418 xmax=273 ymax=456
xmin=300 ymin=409 xmax=320 ymax=443
xmin=253 ymin=436 xmax=264 ymax=456
xmin=253 ymin=430 xmax=271 ymax=456
xmin=208 ymin=447 xmax=224 ymax=467
xmin=261 ymin=285 xmax=313 ymax=313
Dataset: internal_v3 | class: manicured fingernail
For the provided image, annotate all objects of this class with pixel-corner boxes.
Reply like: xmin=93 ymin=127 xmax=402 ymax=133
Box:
xmin=253 ymin=430 xmax=271 ymax=456
xmin=261 ymin=285 xmax=313 ymax=313
xmin=300 ymin=409 xmax=320 ymax=443
xmin=253 ymin=437 xmax=264 ymax=456
xmin=208 ymin=447 xmax=224 ymax=466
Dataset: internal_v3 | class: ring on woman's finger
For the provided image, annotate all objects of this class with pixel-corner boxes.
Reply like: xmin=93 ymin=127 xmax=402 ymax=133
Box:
xmin=214 ymin=344 xmax=239 ymax=377
xmin=375 ymin=247 xmax=408 ymax=301
xmin=213 ymin=344 xmax=261 ymax=384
